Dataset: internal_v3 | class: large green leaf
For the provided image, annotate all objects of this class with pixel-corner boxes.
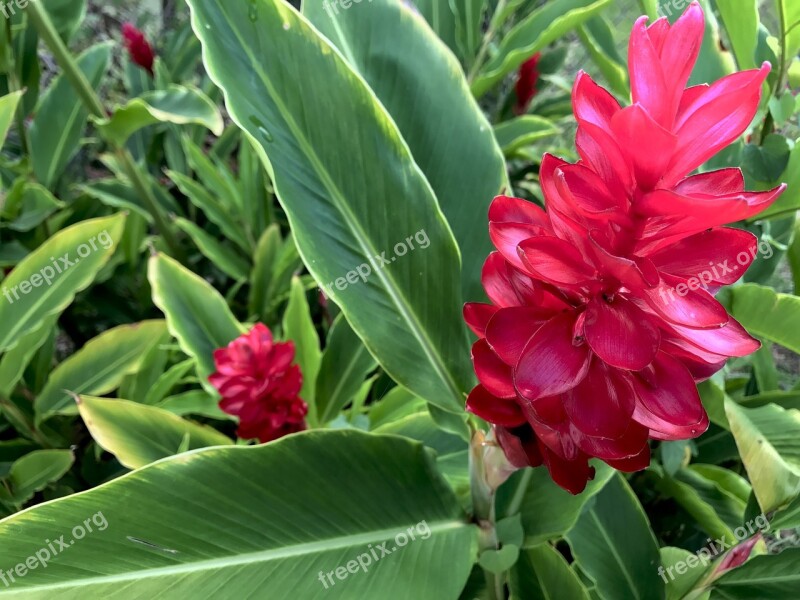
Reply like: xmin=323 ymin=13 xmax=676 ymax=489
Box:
xmin=304 ymin=0 xmax=507 ymax=301
xmin=725 ymin=398 xmax=800 ymax=513
xmin=0 ymin=431 xmax=476 ymax=598
xmin=187 ymin=0 xmax=473 ymax=413
xmin=709 ymin=548 xmax=800 ymax=599
xmin=495 ymin=463 xmax=614 ymax=548
xmin=42 ymin=0 xmax=87 ymax=42
xmin=316 ymin=314 xmax=377 ymax=424
xmin=727 ymin=284 xmax=800 ymax=354
xmin=148 ymin=253 xmax=244 ymax=383
xmin=566 ymin=474 xmax=665 ymax=600
xmin=77 ymin=396 xmax=232 ymax=469
xmin=471 ymin=0 xmax=613 ymax=98
xmin=94 ymin=85 xmax=224 ymax=147
xmin=35 ymin=321 xmax=169 ymax=420
xmin=0 ymin=314 xmax=58 ymax=397
xmin=0 ymin=214 xmax=125 ymax=353
xmin=28 ymin=42 xmax=111 ymax=189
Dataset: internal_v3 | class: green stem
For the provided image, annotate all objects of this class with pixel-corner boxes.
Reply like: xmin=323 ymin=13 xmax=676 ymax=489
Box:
xmin=757 ymin=0 xmax=788 ymax=143
xmin=467 ymin=0 xmax=507 ymax=85
xmin=24 ymin=2 xmax=184 ymax=259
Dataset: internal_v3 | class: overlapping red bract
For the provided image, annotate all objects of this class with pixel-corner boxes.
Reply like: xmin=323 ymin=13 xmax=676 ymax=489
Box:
xmin=209 ymin=323 xmax=308 ymax=443
xmin=465 ymin=2 xmax=785 ymax=494
xmin=122 ymin=23 xmax=155 ymax=76
xmin=514 ymin=52 xmax=542 ymax=115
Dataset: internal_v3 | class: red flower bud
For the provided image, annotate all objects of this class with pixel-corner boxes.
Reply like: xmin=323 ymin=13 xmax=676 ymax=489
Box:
xmin=513 ymin=52 xmax=541 ymax=116
xmin=122 ymin=23 xmax=155 ymax=76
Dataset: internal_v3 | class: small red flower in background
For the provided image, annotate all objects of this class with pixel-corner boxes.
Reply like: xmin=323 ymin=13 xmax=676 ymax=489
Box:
xmin=514 ymin=52 xmax=542 ymax=115
xmin=465 ymin=2 xmax=785 ymax=494
xmin=122 ymin=23 xmax=155 ymax=76
xmin=209 ymin=323 xmax=308 ymax=443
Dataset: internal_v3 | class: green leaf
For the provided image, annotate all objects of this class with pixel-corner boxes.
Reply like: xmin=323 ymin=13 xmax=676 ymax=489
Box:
xmin=0 ymin=431 xmax=476 ymax=598
xmin=688 ymin=0 xmax=736 ymax=85
xmin=304 ymin=0 xmax=507 ymax=302
xmin=566 ymin=474 xmax=665 ymax=600
xmin=742 ymin=135 xmax=792 ymax=185
xmin=143 ymin=358 xmax=196 ymax=405
xmin=725 ymin=398 xmax=800 ymax=513
xmin=757 ymin=136 xmax=800 ymax=219
xmin=166 ymin=170 xmax=250 ymax=252
xmin=495 ymin=463 xmax=614 ymax=548
xmin=778 ymin=0 xmax=800 ymax=67
xmin=0 ymin=314 xmax=58 ymax=397
xmin=715 ymin=0 xmax=759 ymax=70
xmin=660 ymin=547 xmax=710 ymax=600
xmin=471 ymin=0 xmax=614 ymax=98
xmin=28 ymin=42 xmax=111 ymax=189
xmin=283 ymin=276 xmax=321 ymax=423
xmin=414 ymin=0 xmax=459 ymax=55
xmin=35 ymin=320 xmax=169 ymax=421
xmin=3 ymin=183 xmax=64 ymax=232
xmin=451 ymin=0 xmax=486 ymax=63
xmin=369 ymin=386 xmax=428 ymax=429
xmin=727 ymin=284 xmax=800 ymax=354
xmin=174 ymin=217 xmax=250 ymax=280
xmin=316 ymin=314 xmax=377 ymax=424
xmin=510 ymin=544 xmax=590 ymax=600
xmin=148 ymin=253 xmax=244 ymax=383
xmin=94 ymin=85 xmax=224 ymax=147
xmin=479 ymin=544 xmax=520 ymax=574
xmin=0 ymin=91 xmax=23 ymax=149
xmin=654 ymin=466 xmax=748 ymax=543
xmin=248 ymin=224 xmax=282 ymax=318
xmin=77 ymin=395 xmax=232 ymax=469
xmin=709 ymin=548 xmax=800 ymax=599
xmin=577 ymin=17 xmax=628 ymax=97
xmin=373 ymin=411 xmax=469 ymax=497
xmin=156 ymin=390 xmax=233 ymax=421
xmin=493 ymin=116 xmax=559 ymax=157
xmin=0 ymin=449 xmax=73 ymax=506
xmin=42 ymin=0 xmax=87 ymax=42
xmin=187 ymin=0 xmax=473 ymax=413
xmin=0 ymin=214 xmax=125 ymax=353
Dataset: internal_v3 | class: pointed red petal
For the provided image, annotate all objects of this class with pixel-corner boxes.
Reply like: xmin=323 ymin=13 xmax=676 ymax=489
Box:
xmin=467 ymin=385 xmax=526 ymax=427
xmin=585 ymin=296 xmax=660 ymax=370
xmin=472 ymin=339 xmax=516 ymax=399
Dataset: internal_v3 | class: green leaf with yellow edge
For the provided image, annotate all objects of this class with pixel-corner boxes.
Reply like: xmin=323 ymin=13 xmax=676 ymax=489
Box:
xmin=35 ymin=320 xmax=169 ymax=421
xmin=0 ymin=214 xmax=126 ymax=353
xmin=77 ymin=395 xmax=232 ymax=470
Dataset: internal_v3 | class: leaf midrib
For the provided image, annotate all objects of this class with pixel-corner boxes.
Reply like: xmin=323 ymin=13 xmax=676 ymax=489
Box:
xmin=195 ymin=3 xmax=464 ymax=407
xmin=0 ymin=519 xmax=469 ymax=592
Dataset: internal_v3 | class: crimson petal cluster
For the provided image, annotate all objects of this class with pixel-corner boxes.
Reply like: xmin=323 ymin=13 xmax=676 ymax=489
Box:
xmin=122 ymin=23 xmax=155 ymax=77
xmin=465 ymin=2 xmax=785 ymax=494
xmin=209 ymin=323 xmax=308 ymax=443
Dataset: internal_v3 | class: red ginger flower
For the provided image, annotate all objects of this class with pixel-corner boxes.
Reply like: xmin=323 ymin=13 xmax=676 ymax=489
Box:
xmin=209 ymin=323 xmax=308 ymax=443
xmin=122 ymin=23 xmax=155 ymax=76
xmin=464 ymin=1 xmax=785 ymax=495
xmin=514 ymin=52 xmax=542 ymax=115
